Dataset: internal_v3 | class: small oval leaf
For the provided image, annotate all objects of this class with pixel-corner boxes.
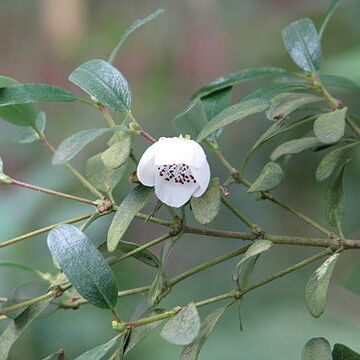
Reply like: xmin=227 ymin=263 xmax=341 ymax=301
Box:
xmin=271 ymin=137 xmax=320 ymax=161
xmin=107 ymin=185 xmax=153 ymax=252
xmin=305 ymin=253 xmax=339 ymax=318
xmin=53 ymin=128 xmax=111 ymax=165
xmin=161 ymin=303 xmax=201 ymax=345
xmin=47 ymin=224 xmax=118 ymax=309
xmin=282 ymin=18 xmax=322 ymax=72
xmin=191 ymin=178 xmax=221 ymax=224
xmin=69 ymin=59 xmax=131 ymax=112
xmin=301 ymin=337 xmax=333 ymax=360
xmin=101 ymin=133 xmax=131 ymax=169
xmin=314 ymin=107 xmax=347 ymax=144
xmin=247 ymin=162 xmax=284 ymax=193
xmin=316 ymin=143 xmax=359 ymax=181
xmin=197 ymin=99 xmax=269 ymax=142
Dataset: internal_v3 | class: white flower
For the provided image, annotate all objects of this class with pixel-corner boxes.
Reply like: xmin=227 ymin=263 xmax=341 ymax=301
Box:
xmin=137 ymin=136 xmax=211 ymax=208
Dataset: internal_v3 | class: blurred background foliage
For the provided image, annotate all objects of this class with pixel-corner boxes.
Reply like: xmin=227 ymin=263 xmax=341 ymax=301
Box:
xmin=1 ymin=0 xmax=360 ymax=358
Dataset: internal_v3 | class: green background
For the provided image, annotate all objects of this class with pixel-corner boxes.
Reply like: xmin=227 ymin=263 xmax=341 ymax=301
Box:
xmin=1 ymin=0 xmax=360 ymax=358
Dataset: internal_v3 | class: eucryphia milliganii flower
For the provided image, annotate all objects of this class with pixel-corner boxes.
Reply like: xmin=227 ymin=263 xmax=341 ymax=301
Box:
xmin=137 ymin=136 xmax=210 ymax=207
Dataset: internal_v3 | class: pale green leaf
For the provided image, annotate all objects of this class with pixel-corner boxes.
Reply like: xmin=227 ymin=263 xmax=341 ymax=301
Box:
xmin=270 ymin=137 xmax=321 ymax=161
xmin=161 ymin=303 xmax=201 ymax=345
xmin=41 ymin=349 xmax=65 ymax=360
xmin=13 ymin=111 xmax=46 ymax=144
xmin=305 ymin=253 xmax=339 ymax=318
xmin=101 ymin=132 xmax=131 ymax=169
xmin=247 ymin=162 xmax=284 ymax=193
xmin=74 ymin=336 xmax=119 ymax=360
xmin=321 ymin=74 xmax=360 ymax=92
xmin=319 ymin=0 xmax=345 ymax=40
xmin=282 ymin=18 xmax=322 ymax=72
xmin=147 ymin=270 xmax=165 ymax=307
xmin=301 ymin=337 xmax=333 ymax=360
xmin=191 ymin=178 xmax=221 ymax=224
xmin=107 ymin=185 xmax=153 ymax=252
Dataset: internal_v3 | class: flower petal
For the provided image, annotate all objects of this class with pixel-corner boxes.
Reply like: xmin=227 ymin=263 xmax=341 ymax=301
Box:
xmin=154 ymin=138 xmax=207 ymax=168
xmin=137 ymin=142 xmax=160 ymax=187
xmin=155 ymin=174 xmax=199 ymax=207
xmin=191 ymin=161 xmax=211 ymax=197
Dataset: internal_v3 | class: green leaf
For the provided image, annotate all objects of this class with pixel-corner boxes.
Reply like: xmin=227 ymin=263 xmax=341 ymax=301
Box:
xmin=325 ymin=161 xmax=348 ymax=227
xmin=74 ymin=336 xmax=119 ymax=360
xmin=302 ymin=338 xmax=333 ymax=360
xmin=316 ymin=143 xmax=359 ymax=181
xmin=247 ymin=162 xmax=284 ymax=193
xmin=124 ymin=310 xmax=165 ymax=355
xmin=172 ymin=100 xmax=208 ymax=139
xmin=47 ymin=224 xmax=118 ymax=309
xmin=41 ymin=349 xmax=65 ymax=360
xmin=270 ymin=137 xmax=321 ymax=161
xmin=107 ymin=185 xmax=153 ymax=252
xmin=243 ymin=83 xmax=311 ymax=101
xmin=0 ymin=76 xmax=37 ymax=127
xmin=305 ymin=253 xmax=339 ymax=318
xmin=266 ymin=92 xmax=322 ymax=120
xmin=69 ymin=59 xmax=131 ymax=112
xmin=191 ymin=178 xmax=221 ymax=224
xmin=192 ymin=67 xmax=287 ymax=99
xmin=148 ymin=270 xmax=166 ymax=307
xmin=0 ymin=298 xmax=52 ymax=360
xmin=319 ymin=0 xmax=345 ymax=40
xmin=197 ymin=99 xmax=269 ymax=142
xmin=333 ymin=344 xmax=360 ymax=360
xmin=101 ymin=132 xmax=131 ymax=169
xmin=314 ymin=108 xmax=347 ymax=144
xmin=0 ymin=84 xmax=79 ymax=106
xmin=86 ymin=153 xmax=126 ymax=195
xmin=232 ymin=240 xmax=273 ymax=281
xmin=282 ymin=18 xmax=322 ymax=72
xmin=180 ymin=303 xmax=230 ymax=360
xmin=0 ymin=156 xmax=3 ymax=173
xmin=238 ymin=255 xmax=260 ymax=289
xmin=161 ymin=303 xmax=200 ymax=345
xmin=13 ymin=111 xmax=46 ymax=144
xmin=109 ymin=8 xmax=164 ymax=64
xmin=53 ymin=128 xmax=112 ymax=165
xmin=100 ymin=240 xmax=160 ymax=268
xmin=321 ymin=74 xmax=360 ymax=92
xmin=0 ymin=261 xmax=48 ymax=281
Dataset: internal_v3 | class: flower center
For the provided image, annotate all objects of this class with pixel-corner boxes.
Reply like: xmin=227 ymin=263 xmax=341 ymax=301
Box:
xmin=157 ymin=164 xmax=197 ymax=184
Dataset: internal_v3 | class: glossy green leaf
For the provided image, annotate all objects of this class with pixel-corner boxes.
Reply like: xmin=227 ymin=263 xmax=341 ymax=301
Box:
xmin=325 ymin=161 xmax=348 ymax=227
xmin=0 ymin=76 xmax=37 ymax=126
xmin=172 ymin=100 xmax=208 ymax=139
xmin=282 ymin=18 xmax=322 ymax=72
xmin=247 ymin=162 xmax=284 ymax=193
xmin=321 ymin=74 xmax=360 ymax=92
xmin=53 ymin=128 xmax=111 ymax=165
xmin=192 ymin=67 xmax=287 ymax=99
xmin=191 ymin=178 xmax=221 ymax=224
xmin=41 ymin=349 xmax=65 ymax=360
xmin=316 ymin=143 xmax=359 ymax=181
xmin=101 ymin=240 xmax=160 ymax=268
xmin=305 ymin=253 xmax=339 ymax=318
xmin=314 ymin=108 xmax=347 ymax=144
xmin=197 ymin=99 xmax=269 ymax=142
xmin=13 ymin=111 xmax=46 ymax=144
xmin=86 ymin=153 xmax=126 ymax=195
xmin=101 ymin=132 xmax=131 ymax=169
xmin=0 ymin=84 xmax=79 ymax=106
xmin=0 ymin=298 xmax=52 ymax=360
xmin=107 ymin=185 xmax=153 ymax=252
xmin=201 ymin=87 xmax=233 ymax=139
xmin=333 ymin=344 xmax=360 ymax=360
xmin=232 ymin=240 xmax=273 ymax=281
xmin=47 ymin=224 xmax=118 ymax=309
xmin=243 ymin=83 xmax=311 ymax=101
xmin=109 ymin=8 xmax=164 ymax=64
xmin=270 ymin=137 xmax=321 ymax=161
xmin=266 ymin=92 xmax=322 ymax=120
xmin=319 ymin=0 xmax=345 ymax=40
xmin=74 ymin=336 xmax=119 ymax=360
xmin=180 ymin=303 xmax=230 ymax=360
xmin=69 ymin=59 xmax=131 ymax=112
xmin=301 ymin=337 xmax=333 ymax=360
xmin=161 ymin=303 xmax=200 ymax=345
